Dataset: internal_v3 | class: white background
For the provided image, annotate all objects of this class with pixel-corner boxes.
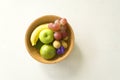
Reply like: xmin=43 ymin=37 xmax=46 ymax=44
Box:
xmin=0 ymin=0 xmax=120 ymax=80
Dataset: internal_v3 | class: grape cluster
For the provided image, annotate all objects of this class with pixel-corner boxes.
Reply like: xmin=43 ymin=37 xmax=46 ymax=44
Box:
xmin=48 ymin=18 xmax=69 ymax=55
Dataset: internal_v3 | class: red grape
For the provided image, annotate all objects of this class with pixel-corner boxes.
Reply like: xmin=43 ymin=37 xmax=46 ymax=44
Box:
xmin=53 ymin=23 xmax=60 ymax=31
xmin=54 ymin=19 xmax=60 ymax=25
xmin=60 ymin=26 xmax=67 ymax=31
xmin=54 ymin=32 xmax=62 ymax=40
xmin=48 ymin=23 xmax=54 ymax=29
xmin=61 ymin=31 xmax=68 ymax=38
xmin=48 ymin=23 xmax=60 ymax=31
xmin=60 ymin=18 xmax=67 ymax=26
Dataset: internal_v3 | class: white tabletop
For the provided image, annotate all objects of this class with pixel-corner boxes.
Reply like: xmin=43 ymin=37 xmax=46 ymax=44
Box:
xmin=0 ymin=0 xmax=120 ymax=80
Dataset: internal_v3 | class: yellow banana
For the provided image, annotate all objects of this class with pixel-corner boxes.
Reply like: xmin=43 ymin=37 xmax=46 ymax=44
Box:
xmin=30 ymin=23 xmax=49 ymax=46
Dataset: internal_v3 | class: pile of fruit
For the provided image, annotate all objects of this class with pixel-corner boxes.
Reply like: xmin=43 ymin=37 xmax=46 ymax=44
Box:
xmin=30 ymin=18 xmax=69 ymax=60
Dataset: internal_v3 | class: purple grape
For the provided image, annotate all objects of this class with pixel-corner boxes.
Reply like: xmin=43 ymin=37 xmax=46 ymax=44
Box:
xmin=60 ymin=46 xmax=65 ymax=54
xmin=56 ymin=46 xmax=65 ymax=55
xmin=57 ymin=48 xmax=61 ymax=55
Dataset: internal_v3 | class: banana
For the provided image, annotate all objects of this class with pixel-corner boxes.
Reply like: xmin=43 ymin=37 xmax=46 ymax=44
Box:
xmin=30 ymin=23 xmax=49 ymax=46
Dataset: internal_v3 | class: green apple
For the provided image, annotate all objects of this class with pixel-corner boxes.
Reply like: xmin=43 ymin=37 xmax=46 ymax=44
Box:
xmin=40 ymin=45 xmax=56 ymax=59
xmin=39 ymin=29 xmax=54 ymax=44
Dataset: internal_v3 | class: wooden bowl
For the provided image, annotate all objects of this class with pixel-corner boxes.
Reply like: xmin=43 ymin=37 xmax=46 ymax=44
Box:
xmin=25 ymin=15 xmax=74 ymax=64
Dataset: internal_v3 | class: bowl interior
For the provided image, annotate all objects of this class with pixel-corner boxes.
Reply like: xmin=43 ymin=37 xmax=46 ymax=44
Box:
xmin=25 ymin=15 xmax=74 ymax=64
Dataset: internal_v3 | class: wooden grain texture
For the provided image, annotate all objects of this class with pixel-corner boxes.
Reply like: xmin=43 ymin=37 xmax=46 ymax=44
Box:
xmin=25 ymin=15 xmax=74 ymax=64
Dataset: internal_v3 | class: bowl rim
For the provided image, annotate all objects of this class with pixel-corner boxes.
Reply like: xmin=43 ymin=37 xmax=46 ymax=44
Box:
xmin=25 ymin=15 xmax=74 ymax=64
